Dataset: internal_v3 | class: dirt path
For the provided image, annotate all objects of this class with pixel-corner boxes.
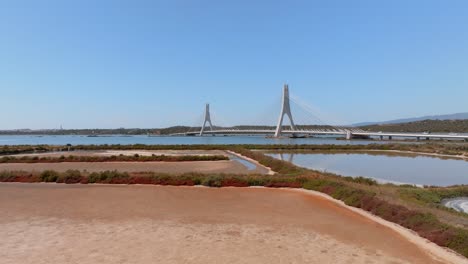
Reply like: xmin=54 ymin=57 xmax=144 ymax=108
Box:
xmin=1 ymin=183 xmax=465 ymax=264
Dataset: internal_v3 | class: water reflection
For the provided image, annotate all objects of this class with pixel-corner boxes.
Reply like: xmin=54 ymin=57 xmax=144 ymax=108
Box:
xmin=277 ymin=153 xmax=294 ymax=163
xmin=442 ymin=197 xmax=468 ymax=214
xmin=229 ymin=155 xmax=257 ymax=170
xmin=269 ymin=153 xmax=468 ymax=187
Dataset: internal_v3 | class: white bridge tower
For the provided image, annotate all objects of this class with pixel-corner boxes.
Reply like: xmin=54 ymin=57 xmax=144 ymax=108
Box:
xmin=199 ymin=103 xmax=213 ymax=136
xmin=274 ymin=84 xmax=297 ymax=137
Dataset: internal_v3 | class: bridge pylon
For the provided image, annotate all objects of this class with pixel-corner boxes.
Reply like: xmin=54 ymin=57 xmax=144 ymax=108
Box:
xmin=200 ymin=103 xmax=213 ymax=136
xmin=274 ymin=84 xmax=297 ymax=137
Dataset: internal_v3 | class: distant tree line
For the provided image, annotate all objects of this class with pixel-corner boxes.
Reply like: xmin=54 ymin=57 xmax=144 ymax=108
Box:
xmin=8 ymin=119 xmax=467 ymax=135
xmin=359 ymin=119 xmax=468 ymax=133
xmin=0 ymin=128 xmax=159 ymax=136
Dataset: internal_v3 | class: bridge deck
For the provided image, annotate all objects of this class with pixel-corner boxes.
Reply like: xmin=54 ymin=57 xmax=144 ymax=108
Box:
xmin=171 ymin=129 xmax=468 ymax=140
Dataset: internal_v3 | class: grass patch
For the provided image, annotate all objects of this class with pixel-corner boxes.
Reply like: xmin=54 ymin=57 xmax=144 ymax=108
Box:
xmin=0 ymin=154 xmax=228 ymax=163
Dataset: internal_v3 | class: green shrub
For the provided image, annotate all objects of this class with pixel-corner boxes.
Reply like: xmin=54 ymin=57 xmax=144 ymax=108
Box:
xmin=302 ymin=178 xmax=341 ymax=191
xmin=399 ymin=188 xmax=441 ymax=204
xmin=201 ymin=175 xmax=223 ymax=187
xmin=246 ymin=176 xmax=266 ymax=186
xmin=40 ymin=170 xmax=59 ymax=182
xmin=58 ymin=170 xmax=82 ymax=184
xmin=0 ymin=171 xmax=14 ymax=181
xmin=0 ymin=156 xmax=11 ymax=163
xmin=343 ymin=176 xmax=377 ymax=185
xmin=87 ymin=172 xmax=100 ymax=183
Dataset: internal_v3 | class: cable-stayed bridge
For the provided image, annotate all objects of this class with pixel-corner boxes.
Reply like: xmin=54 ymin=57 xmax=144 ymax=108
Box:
xmin=173 ymin=85 xmax=468 ymax=141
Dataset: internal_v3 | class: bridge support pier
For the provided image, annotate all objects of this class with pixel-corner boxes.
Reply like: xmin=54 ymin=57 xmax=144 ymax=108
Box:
xmin=426 ymin=137 xmax=430 ymax=141
xmin=388 ymin=136 xmax=392 ymax=140
xmin=346 ymin=131 xmax=352 ymax=140
xmin=199 ymin=103 xmax=213 ymax=136
xmin=274 ymin=84 xmax=296 ymax=137
xmin=416 ymin=137 xmax=420 ymax=141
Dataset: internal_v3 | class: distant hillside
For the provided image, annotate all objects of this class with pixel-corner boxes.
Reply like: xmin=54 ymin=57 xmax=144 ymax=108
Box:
xmin=354 ymin=112 xmax=468 ymax=127
xmin=359 ymin=119 xmax=468 ymax=133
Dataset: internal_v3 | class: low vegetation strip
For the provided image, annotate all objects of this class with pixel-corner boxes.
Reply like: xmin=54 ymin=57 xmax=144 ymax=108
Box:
xmin=0 ymin=154 xmax=228 ymax=163
xmin=0 ymin=145 xmax=50 ymax=156
xmin=399 ymin=185 xmax=468 ymax=207
xmin=255 ymin=143 xmax=468 ymax=157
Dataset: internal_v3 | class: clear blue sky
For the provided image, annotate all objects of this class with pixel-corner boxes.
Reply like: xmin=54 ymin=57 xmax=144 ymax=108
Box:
xmin=1 ymin=0 xmax=467 ymax=129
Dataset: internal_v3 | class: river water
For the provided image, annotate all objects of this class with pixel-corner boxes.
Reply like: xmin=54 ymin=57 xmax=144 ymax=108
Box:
xmin=0 ymin=135 xmax=386 ymax=146
xmin=266 ymin=152 xmax=468 ymax=187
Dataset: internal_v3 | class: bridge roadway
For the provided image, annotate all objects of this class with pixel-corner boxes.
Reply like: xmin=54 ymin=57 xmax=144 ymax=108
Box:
xmin=172 ymin=129 xmax=468 ymax=140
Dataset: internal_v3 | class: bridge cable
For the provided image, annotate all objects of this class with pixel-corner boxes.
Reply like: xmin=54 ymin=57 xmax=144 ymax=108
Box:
xmin=289 ymin=95 xmax=350 ymax=132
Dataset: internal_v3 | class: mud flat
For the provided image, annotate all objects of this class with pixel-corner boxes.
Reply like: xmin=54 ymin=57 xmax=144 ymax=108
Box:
xmin=1 ymin=183 xmax=465 ymax=264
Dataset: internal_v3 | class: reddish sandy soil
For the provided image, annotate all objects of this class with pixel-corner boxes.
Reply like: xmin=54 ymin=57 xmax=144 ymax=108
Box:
xmin=8 ymin=149 xmax=229 ymax=157
xmin=0 ymin=160 xmax=265 ymax=174
xmin=2 ymin=150 xmax=269 ymax=174
xmin=0 ymin=183 xmax=463 ymax=264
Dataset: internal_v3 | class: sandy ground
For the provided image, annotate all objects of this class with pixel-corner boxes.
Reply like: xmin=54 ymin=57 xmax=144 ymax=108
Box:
xmin=8 ymin=149 xmax=230 ymax=157
xmin=1 ymin=183 xmax=465 ymax=264
xmin=0 ymin=160 xmax=267 ymax=174
xmin=2 ymin=150 xmax=270 ymax=174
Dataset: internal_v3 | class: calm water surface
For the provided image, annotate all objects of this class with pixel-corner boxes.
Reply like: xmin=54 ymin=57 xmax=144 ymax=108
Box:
xmin=266 ymin=152 xmax=468 ymax=187
xmin=0 ymin=135 xmax=387 ymax=146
